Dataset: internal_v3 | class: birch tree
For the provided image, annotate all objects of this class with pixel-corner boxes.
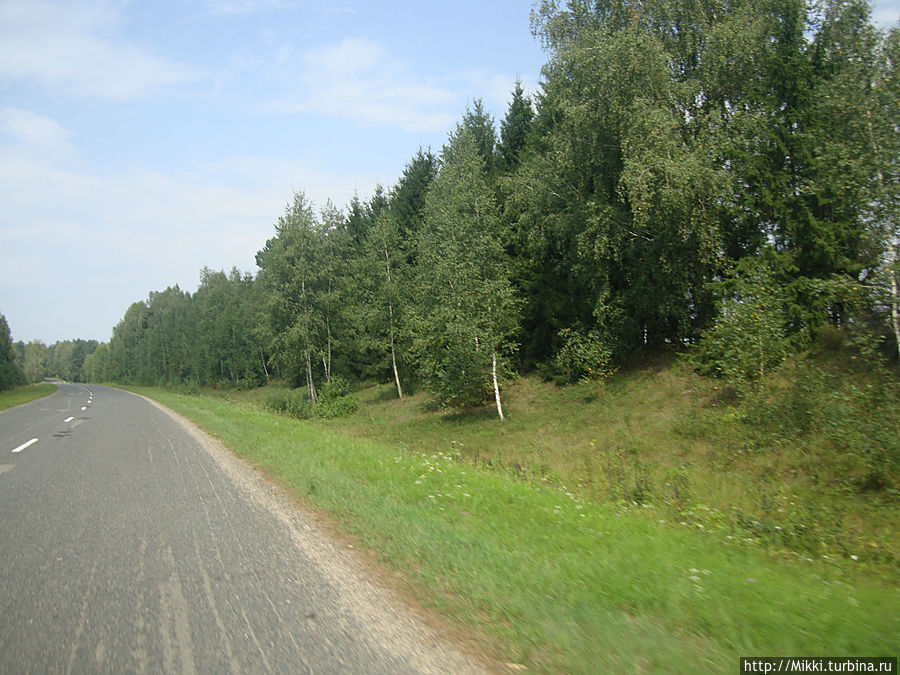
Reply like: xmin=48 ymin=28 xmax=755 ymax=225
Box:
xmin=256 ymin=191 xmax=325 ymax=401
xmin=359 ymin=210 xmax=408 ymax=398
xmin=414 ymin=126 xmax=519 ymax=419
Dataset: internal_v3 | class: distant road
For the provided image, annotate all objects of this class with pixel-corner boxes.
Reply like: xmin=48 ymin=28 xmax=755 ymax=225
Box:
xmin=0 ymin=384 xmax=483 ymax=674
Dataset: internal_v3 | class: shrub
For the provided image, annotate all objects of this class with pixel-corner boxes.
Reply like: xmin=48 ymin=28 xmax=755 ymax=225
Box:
xmin=315 ymin=394 xmax=359 ymax=419
xmin=266 ymin=388 xmax=312 ymax=419
xmin=553 ymin=327 xmax=615 ymax=384
xmin=315 ymin=375 xmax=358 ymax=419
xmin=318 ymin=374 xmax=352 ymax=400
xmin=691 ymin=258 xmax=791 ymax=394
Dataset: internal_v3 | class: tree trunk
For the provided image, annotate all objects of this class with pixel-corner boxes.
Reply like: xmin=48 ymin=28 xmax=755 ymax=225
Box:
xmin=305 ymin=351 xmax=316 ymax=403
xmin=383 ymin=241 xmax=403 ymax=399
xmin=259 ymin=346 xmax=269 ymax=382
xmin=890 ymin=241 xmax=900 ymax=364
xmin=492 ymin=350 xmax=504 ymax=421
xmin=325 ymin=315 xmax=332 ymax=382
xmin=391 ymin=339 xmax=403 ymax=400
xmin=867 ymin=108 xmax=900 ymax=364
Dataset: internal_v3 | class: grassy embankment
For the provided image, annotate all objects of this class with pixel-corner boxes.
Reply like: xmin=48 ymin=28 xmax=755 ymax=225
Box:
xmin=0 ymin=382 xmax=57 ymax=411
xmin=132 ymin=355 xmax=897 ymax=673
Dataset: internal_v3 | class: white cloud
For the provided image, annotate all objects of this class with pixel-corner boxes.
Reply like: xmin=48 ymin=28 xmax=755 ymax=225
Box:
xmin=0 ymin=0 xmax=198 ymax=99
xmin=0 ymin=108 xmax=74 ymax=154
xmin=192 ymin=0 xmax=305 ymax=15
xmin=265 ymin=36 xmax=535 ymax=135
xmin=269 ymin=37 xmax=458 ymax=133
xmin=0 ymin=146 xmax=385 ymax=341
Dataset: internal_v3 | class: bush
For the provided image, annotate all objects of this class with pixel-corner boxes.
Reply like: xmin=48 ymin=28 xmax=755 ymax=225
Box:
xmin=315 ymin=394 xmax=359 ymax=419
xmin=691 ymin=258 xmax=791 ymax=394
xmin=315 ymin=375 xmax=358 ymax=419
xmin=742 ymin=359 xmax=899 ymax=493
xmin=266 ymin=388 xmax=313 ymax=419
xmin=318 ymin=374 xmax=352 ymax=400
xmin=267 ymin=376 xmax=359 ymax=420
xmin=552 ymin=327 xmax=614 ymax=384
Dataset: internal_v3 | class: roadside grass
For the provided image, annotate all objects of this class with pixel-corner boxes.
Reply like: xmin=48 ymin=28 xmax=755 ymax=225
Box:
xmin=133 ymin=385 xmax=897 ymax=673
xmin=0 ymin=382 xmax=57 ymax=411
xmin=284 ymin=356 xmax=897 ymax=574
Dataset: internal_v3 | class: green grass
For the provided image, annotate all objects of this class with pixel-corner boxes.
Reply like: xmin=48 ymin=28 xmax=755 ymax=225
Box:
xmin=287 ymin=357 xmax=897 ymax=572
xmin=133 ymin=384 xmax=897 ymax=673
xmin=0 ymin=382 xmax=57 ymax=411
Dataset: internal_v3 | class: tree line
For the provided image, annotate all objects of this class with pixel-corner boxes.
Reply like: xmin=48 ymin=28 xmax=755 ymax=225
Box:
xmin=0 ymin=313 xmax=99 ymax=389
xmin=15 ymin=0 xmax=897 ymax=414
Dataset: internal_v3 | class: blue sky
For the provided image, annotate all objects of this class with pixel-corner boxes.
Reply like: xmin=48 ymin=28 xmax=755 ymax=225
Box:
xmin=1 ymin=0 xmax=898 ymax=344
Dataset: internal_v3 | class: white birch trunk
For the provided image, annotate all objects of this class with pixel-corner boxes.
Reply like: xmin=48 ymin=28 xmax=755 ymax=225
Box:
xmin=325 ymin=315 xmax=332 ymax=382
xmin=867 ymin=108 xmax=900 ymax=364
xmin=391 ymin=339 xmax=403 ymax=400
xmin=384 ymin=241 xmax=403 ymax=399
xmin=492 ymin=350 xmax=504 ymax=422
xmin=890 ymin=240 xmax=900 ymax=364
xmin=305 ymin=351 xmax=316 ymax=403
xmin=259 ymin=346 xmax=269 ymax=382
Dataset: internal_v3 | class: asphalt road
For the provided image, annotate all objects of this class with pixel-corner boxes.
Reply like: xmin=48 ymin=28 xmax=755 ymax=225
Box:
xmin=0 ymin=383 xmax=484 ymax=674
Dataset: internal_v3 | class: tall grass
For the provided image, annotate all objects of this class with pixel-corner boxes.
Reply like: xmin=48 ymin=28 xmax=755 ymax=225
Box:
xmin=0 ymin=382 xmax=57 ymax=411
xmin=301 ymin=356 xmax=899 ymax=572
xmin=136 ymin=387 xmax=897 ymax=673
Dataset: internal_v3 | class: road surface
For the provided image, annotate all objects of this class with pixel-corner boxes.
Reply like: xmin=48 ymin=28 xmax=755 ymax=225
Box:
xmin=0 ymin=383 xmax=485 ymax=674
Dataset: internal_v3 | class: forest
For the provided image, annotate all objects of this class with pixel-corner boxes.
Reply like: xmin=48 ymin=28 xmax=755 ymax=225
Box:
xmin=4 ymin=0 xmax=898 ymax=420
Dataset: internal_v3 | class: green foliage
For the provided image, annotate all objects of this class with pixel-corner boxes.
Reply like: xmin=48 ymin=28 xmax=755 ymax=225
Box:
xmin=413 ymin=125 xmax=519 ymax=411
xmin=265 ymin=377 xmax=359 ymax=420
xmin=318 ymin=374 xmax=352 ymax=399
xmin=314 ymin=374 xmax=359 ymax=419
xmin=314 ymin=393 xmax=359 ymax=420
xmin=265 ymin=388 xmax=313 ymax=419
xmin=23 ymin=341 xmax=50 ymax=382
xmin=497 ymin=80 xmax=533 ymax=174
xmin=691 ymin=257 xmax=792 ymax=392
xmin=390 ymin=148 xmax=437 ymax=255
xmin=0 ymin=314 xmax=26 ymax=390
xmin=99 ymin=0 xmax=899 ymax=417
xmin=551 ymin=326 xmax=614 ymax=384
xmin=742 ymin=359 xmax=900 ymax=492
xmin=49 ymin=338 xmax=99 ymax=382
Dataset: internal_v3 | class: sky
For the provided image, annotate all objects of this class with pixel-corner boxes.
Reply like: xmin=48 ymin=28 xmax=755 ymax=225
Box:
xmin=1 ymin=0 xmax=898 ymax=345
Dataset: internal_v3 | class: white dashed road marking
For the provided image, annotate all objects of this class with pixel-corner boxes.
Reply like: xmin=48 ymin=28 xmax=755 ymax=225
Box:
xmin=12 ymin=438 xmax=38 ymax=454
xmin=64 ymin=417 xmax=74 ymax=423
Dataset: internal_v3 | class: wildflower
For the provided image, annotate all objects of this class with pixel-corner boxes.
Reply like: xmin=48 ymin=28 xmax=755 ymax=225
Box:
xmin=747 ymin=578 xmax=756 ymax=583
xmin=850 ymin=555 xmax=858 ymax=561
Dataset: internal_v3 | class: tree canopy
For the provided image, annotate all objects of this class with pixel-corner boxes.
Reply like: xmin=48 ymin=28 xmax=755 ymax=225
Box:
xmin=91 ymin=0 xmax=897 ymax=415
